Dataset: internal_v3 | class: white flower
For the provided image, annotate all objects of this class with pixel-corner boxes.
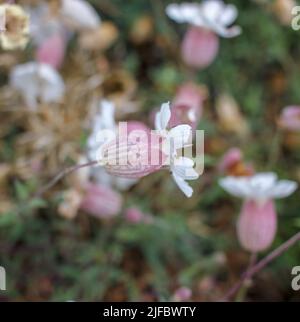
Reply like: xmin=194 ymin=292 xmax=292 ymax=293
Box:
xmin=219 ymin=172 xmax=298 ymax=204
xmin=87 ymin=100 xmax=138 ymax=190
xmin=155 ymin=102 xmax=192 ymax=154
xmin=87 ymin=100 xmax=116 ymax=161
xmin=61 ymin=0 xmax=101 ymax=30
xmin=10 ymin=62 xmax=65 ymax=109
xmin=166 ymin=0 xmax=241 ymax=38
xmin=155 ymin=102 xmax=199 ymax=197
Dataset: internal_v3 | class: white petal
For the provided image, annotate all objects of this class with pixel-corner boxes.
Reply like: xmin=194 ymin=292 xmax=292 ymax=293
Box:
xmin=201 ymin=0 xmax=223 ymax=23
xmin=159 ymin=102 xmax=171 ymax=130
xmin=166 ymin=3 xmax=186 ymax=23
xmin=100 ymin=100 xmax=115 ymax=130
xmin=10 ymin=62 xmax=65 ymax=108
xmin=269 ymin=180 xmax=298 ymax=199
xmin=248 ymin=172 xmax=277 ymax=199
xmin=199 ymin=0 xmax=241 ymax=38
xmin=61 ymin=0 xmax=101 ymax=29
xmin=219 ymin=172 xmax=297 ymax=201
xmin=155 ymin=110 xmax=162 ymax=131
xmin=166 ymin=3 xmax=202 ymax=24
xmin=172 ymin=173 xmax=193 ymax=198
xmin=219 ymin=4 xmax=238 ymax=26
xmin=38 ymin=64 xmax=65 ymax=102
xmin=209 ymin=23 xmax=241 ymax=38
xmin=168 ymin=124 xmax=191 ymax=150
xmin=219 ymin=176 xmax=252 ymax=198
xmin=172 ymin=157 xmax=199 ymax=180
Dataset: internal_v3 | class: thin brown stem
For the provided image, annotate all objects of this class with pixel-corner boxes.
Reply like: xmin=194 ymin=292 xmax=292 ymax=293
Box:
xmin=230 ymin=253 xmax=257 ymax=302
xmin=34 ymin=160 xmax=98 ymax=198
xmin=221 ymin=232 xmax=300 ymax=302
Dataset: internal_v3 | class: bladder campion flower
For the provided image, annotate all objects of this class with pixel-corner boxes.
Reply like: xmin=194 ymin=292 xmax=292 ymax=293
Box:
xmin=155 ymin=102 xmax=199 ymax=197
xmin=219 ymin=172 xmax=298 ymax=252
xmin=166 ymin=0 xmax=241 ymax=68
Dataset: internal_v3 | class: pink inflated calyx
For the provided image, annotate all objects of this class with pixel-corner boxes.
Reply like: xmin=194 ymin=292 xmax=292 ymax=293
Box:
xmin=169 ymin=83 xmax=205 ymax=130
xmin=101 ymin=126 xmax=166 ymax=179
xmin=80 ymin=183 xmax=122 ymax=218
xmin=237 ymin=199 xmax=277 ymax=252
xmin=181 ymin=26 xmax=219 ymax=69
xmin=36 ymin=33 xmax=66 ymax=69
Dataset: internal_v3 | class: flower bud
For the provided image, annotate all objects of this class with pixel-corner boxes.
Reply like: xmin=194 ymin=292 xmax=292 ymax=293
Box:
xmin=218 ymin=148 xmax=255 ymax=176
xmin=36 ymin=33 xmax=66 ymax=69
xmin=80 ymin=183 xmax=122 ymax=218
xmin=124 ymin=207 xmax=144 ymax=223
xmin=169 ymin=82 xmax=206 ymax=130
xmin=101 ymin=131 xmax=166 ymax=179
xmin=218 ymin=148 xmax=242 ymax=173
xmin=181 ymin=26 xmax=219 ymax=69
xmin=237 ymin=200 xmax=277 ymax=252
xmin=173 ymin=287 xmax=192 ymax=301
xmin=279 ymin=106 xmax=300 ymax=132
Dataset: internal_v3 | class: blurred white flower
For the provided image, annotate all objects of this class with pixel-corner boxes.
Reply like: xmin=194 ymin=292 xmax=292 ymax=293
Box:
xmin=61 ymin=0 xmax=101 ymax=30
xmin=87 ymin=100 xmax=138 ymax=190
xmin=26 ymin=3 xmax=63 ymax=46
xmin=166 ymin=0 xmax=241 ymax=38
xmin=155 ymin=102 xmax=199 ymax=197
xmin=10 ymin=62 xmax=65 ymax=109
xmin=219 ymin=172 xmax=298 ymax=204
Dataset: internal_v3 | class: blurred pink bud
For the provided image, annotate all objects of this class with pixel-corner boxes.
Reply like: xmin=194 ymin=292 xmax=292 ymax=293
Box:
xmin=173 ymin=287 xmax=192 ymax=301
xmin=80 ymin=183 xmax=122 ymax=218
xmin=102 ymin=131 xmax=166 ymax=179
xmin=237 ymin=200 xmax=277 ymax=252
xmin=218 ymin=148 xmax=255 ymax=176
xmin=181 ymin=26 xmax=219 ymax=69
xmin=169 ymin=82 xmax=206 ymax=130
xmin=279 ymin=106 xmax=300 ymax=132
xmin=218 ymin=148 xmax=242 ymax=173
xmin=36 ymin=33 xmax=66 ymax=69
xmin=124 ymin=207 xmax=145 ymax=223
